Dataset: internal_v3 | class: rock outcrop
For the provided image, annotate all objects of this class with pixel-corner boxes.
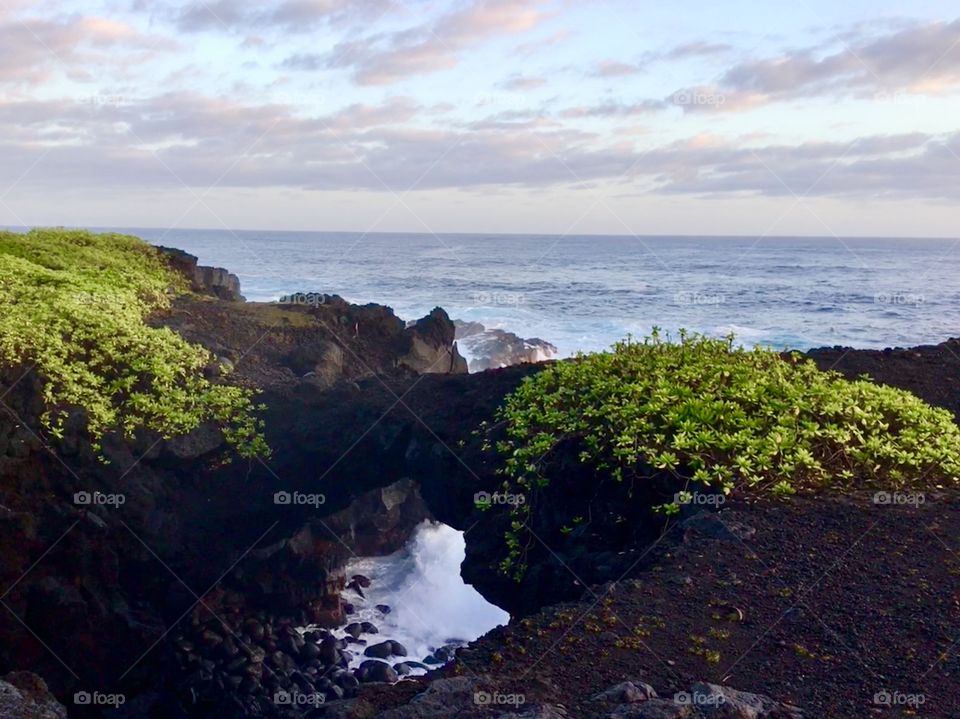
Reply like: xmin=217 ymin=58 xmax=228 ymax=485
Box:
xmin=455 ymin=320 xmax=557 ymax=372
xmin=157 ymin=246 xmax=244 ymax=301
xmin=403 ymin=310 xmax=469 ymax=375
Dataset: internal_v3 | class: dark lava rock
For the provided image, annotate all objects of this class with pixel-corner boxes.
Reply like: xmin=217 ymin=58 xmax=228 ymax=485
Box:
xmin=319 ymin=635 xmax=340 ymax=665
xmin=344 ymin=622 xmax=363 ymax=639
xmin=359 ymin=622 xmax=379 ymax=634
xmin=301 ymin=640 xmax=322 ymax=660
xmin=375 ymin=604 xmax=391 ymax=614
xmin=364 ymin=640 xmax=406 ymax=659
xmin=356 ymin=659 xmax=398 ymax=684
xmin=335 ymin=672 xmax=360 ymax=691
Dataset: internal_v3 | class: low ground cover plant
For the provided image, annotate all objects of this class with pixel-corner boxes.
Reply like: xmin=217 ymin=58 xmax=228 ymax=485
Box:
xmin=0 ymin=228 xmax=267 ymax=458
xmin=491 ymin=330 xmax=960 ymax=574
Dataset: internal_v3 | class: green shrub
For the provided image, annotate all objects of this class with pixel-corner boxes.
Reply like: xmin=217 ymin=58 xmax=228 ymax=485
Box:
xmin=0 ymin=228 xmax=268 ymax=459
xmin=492 ymin=330 xmax=960 ymax=573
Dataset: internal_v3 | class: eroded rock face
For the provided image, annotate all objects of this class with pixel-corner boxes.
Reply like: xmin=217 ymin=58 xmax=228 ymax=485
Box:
xmin=157 ymin=294 xmax=467 ymax=391
xmin=403 ymin=309 xmax=469 ymax=375
xmin=0 ymin=672 xmax=67 ymax=719
xmin=158 ymin=246 xmax=244 ymax=302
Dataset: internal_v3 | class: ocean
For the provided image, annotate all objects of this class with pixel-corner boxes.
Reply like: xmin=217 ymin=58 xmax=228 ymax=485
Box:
xmin=118 ymin=229 xmax=960 ymax=357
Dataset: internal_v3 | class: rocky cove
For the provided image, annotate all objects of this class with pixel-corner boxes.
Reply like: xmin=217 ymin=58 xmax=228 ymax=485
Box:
xmin=2 ymin=248 xmax=960 ymax=718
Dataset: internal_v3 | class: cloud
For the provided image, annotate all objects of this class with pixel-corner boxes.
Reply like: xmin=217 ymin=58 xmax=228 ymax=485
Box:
xmin=0 ymin=10 xmax=168 ymax=85
xmin=646 ymin=133 xmax=957 ymax=201
xmin=4 ymin=89 xmax=954 ymax=204
xmin=561 ymin=100 xmax=665 ymax=118
xmin=672 ymin=19 xmax=960 ymax=112
xmin=591 ymin=61 xmax=643 ymax=77
xmin=500 ymin=75 xmax=546 ymax=91
xmin=514 ymin=29 xmax=571 ymax=56
xmin=663 ymin=41 xmax=733 ymax=60
xmin=174 ymin=0 xmax=397 ymax=33
xmin=321 ymin=0 xmax=552 ymax=85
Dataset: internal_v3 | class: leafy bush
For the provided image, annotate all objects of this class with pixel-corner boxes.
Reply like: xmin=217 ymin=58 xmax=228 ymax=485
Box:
xmin=492 ymin=330 xmax=960 ymax=573
xmin=0 ymin=228 xmax=268 ymax=458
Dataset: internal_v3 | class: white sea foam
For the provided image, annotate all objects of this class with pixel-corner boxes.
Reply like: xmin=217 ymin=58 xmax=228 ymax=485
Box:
xmin=332 ymin=521 xmax=509 ymax=673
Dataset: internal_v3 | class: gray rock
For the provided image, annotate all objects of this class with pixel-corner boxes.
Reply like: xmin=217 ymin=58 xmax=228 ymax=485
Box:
xmin=0 ymin=672 xmax=67 ymax=719
xmin=683 ymin=513 xmax=756 ymax=542
xmin=592 ymin=680 xmax=658 ymax=703
xmin=684 ymin=684 xmax=802 ymax=719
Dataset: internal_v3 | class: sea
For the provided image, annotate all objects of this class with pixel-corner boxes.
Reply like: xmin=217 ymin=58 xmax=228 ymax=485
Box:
xmin=116 ymin=229 xmax=960 ymax=357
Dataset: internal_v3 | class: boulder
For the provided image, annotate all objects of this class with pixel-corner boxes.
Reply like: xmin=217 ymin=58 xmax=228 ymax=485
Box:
xmin=364 ymin=640 xmax=406 ymax=659
xmin=356 ymin=660 xmax=398 ymax=684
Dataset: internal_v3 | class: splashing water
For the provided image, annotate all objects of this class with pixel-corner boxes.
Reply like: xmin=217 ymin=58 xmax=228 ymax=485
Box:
xmin=332 ymin=521 xmax=509 ymax=673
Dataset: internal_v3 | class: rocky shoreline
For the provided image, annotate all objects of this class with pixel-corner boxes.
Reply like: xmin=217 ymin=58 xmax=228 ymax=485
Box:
xmin=2 ymin=248 xmax=959 ymax=717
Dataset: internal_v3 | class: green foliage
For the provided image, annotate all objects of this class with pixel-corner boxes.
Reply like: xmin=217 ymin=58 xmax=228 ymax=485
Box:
xmin=493 ymin=329 xmax=960 ymax=574
xmin=0 ymin=228 xmax=268 ymax=459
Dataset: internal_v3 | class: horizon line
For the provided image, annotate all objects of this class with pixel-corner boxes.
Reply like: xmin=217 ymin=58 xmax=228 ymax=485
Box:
xmin=4 ymin=224 xmax=960 ymax=242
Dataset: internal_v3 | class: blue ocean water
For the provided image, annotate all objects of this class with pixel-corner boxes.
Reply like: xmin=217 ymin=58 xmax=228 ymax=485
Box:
xmin=119 ymin=229 xmax=960 ymax=356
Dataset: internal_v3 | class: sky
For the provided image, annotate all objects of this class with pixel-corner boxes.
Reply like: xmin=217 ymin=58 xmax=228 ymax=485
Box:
xmin=2 ymin=0 xmax=960 ymax=237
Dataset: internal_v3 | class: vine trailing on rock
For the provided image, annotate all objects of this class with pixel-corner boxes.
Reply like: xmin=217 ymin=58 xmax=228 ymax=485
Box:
xmin=489 ymin=329 xmax=960 ymax=577
xmin=0 ymin=228 xmax=268 ymax=458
